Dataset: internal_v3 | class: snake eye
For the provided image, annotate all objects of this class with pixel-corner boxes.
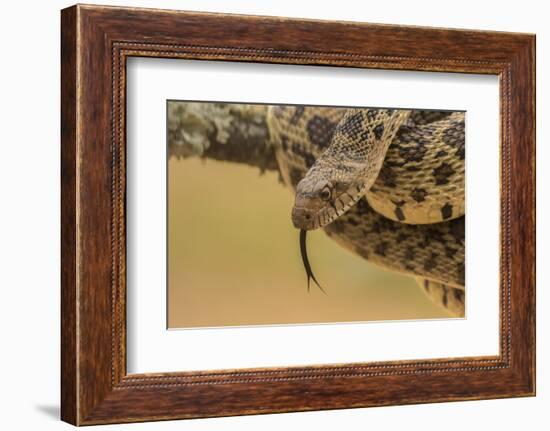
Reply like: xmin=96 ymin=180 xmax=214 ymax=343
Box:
xmin=320 ymin=186 xmax=332 ymax=201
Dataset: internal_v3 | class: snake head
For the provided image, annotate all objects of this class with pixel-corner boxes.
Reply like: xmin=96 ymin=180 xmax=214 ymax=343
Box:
xmin=291 ymin=167 xmax=366 ymax=230
xmin=291 ymin=108 xmax=411 ymax=230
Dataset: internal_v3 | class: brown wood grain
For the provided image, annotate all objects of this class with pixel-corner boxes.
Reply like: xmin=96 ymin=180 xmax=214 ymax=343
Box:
xmin=61 ymin=4 xmax=535 ymax=425
xmin=60 ymin=5 xmax=78 ymax=425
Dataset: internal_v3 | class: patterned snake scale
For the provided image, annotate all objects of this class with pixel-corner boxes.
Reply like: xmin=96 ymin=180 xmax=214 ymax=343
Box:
xmin=267 ymin=106 xmax=465 ymax=315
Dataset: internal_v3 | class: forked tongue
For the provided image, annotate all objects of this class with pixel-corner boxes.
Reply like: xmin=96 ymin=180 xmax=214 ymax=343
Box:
xmin=299 ymin=229 xmax=326 ymax=294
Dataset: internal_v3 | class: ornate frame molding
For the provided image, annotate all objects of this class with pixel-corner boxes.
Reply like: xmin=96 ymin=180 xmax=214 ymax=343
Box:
xmin=61 ymin=5 xmax=535 ymax=425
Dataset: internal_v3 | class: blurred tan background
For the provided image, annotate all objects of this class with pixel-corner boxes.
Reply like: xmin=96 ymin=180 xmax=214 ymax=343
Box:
xmin=168 ymin=158 xmax=447 ymax=328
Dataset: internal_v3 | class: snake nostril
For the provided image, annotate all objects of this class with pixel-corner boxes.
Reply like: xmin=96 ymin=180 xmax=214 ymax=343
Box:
xmin=305 ymin=214 xmax=311 ymax=220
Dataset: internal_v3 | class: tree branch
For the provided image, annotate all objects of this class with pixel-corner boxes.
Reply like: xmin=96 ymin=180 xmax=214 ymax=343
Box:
xmin=167 ymin=101 xmax=279 ymax=173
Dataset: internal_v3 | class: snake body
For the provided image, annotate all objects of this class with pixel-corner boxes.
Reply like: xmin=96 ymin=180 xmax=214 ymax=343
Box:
xmin=267 ymin=106 xmax=465 ymax=314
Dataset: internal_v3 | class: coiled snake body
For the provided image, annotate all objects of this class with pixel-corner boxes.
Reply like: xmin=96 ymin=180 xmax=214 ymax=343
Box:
xmin=268 ymin=106 xmax=465 ymax=316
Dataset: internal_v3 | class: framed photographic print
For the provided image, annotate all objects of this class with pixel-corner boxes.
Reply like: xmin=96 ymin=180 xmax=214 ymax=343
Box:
xmin=61 ymin=4 xmax=535 ymax=425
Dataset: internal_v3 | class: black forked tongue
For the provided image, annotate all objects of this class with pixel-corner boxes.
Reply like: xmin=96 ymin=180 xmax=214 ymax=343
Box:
xmin=299 ymin=229 xmax=326 ymax=294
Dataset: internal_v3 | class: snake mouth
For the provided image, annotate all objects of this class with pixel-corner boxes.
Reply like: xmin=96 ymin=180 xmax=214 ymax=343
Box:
xmin=292 ymin=205 xmax=338 ymax=230
xmin=292 ymin=184 xmax=366 ymax=230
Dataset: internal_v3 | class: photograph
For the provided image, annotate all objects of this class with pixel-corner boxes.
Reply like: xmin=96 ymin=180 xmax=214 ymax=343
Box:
xmin=0 ymin=0 xmax=542 ymax=427
xmin=52 ymin=3 xmax=536 ymax=425
xmin=167 ymin=101 xmax=466 ymax=328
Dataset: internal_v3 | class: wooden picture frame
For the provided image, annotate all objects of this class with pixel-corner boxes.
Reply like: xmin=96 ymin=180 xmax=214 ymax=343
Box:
xmin=61 ymin=4 xmax=535 ymax=425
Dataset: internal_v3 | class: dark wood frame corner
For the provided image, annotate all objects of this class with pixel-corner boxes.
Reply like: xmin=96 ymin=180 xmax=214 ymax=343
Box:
xmin=61 ymin=4 xmax=536 ymax=426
